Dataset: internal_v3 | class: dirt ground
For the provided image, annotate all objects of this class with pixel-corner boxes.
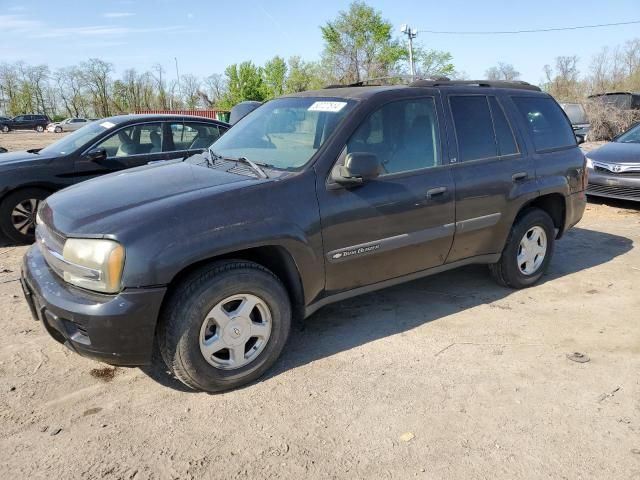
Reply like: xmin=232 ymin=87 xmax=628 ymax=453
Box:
xmin=0 ymin=130 xmax=69 ymax=151
xmin=0 ymin=134 xmax=639 ymax=479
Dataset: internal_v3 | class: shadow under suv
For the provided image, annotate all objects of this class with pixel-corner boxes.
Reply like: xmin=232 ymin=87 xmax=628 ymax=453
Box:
xmin=21 ymin=80 xmax=587 ymax=392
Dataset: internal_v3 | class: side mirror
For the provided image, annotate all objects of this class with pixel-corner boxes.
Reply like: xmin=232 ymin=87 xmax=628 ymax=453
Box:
xmin=86 ymin=147 xmax=107 ymax=161
xmin=575 ymin=134 xmax=585 ymax=145
xmin=331 ymin=152 xmax=382 ymax=186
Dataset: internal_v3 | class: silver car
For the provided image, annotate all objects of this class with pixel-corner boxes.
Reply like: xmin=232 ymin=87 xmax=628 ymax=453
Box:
xmin=47 ymin=118 xmax=89 ymax=133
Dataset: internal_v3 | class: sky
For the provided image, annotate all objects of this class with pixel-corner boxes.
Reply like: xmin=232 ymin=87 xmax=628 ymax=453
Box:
xmin=1 ymin=0 xmax=639 ymax=85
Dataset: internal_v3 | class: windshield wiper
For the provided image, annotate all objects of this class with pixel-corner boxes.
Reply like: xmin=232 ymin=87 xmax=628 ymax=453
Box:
xmin=208 ymin=148 xmax=269 ymax=179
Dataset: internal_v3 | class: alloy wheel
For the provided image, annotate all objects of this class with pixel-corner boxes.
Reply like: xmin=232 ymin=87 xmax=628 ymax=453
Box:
xmin=199 ymin=293 xmax=272 ymax=370
xmin=11 ymin=199 xmax=40 ymax=236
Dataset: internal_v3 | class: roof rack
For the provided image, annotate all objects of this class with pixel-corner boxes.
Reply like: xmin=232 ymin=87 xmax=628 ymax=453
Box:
xmin=409 ymin=79 xmax=541 ymax=92
xmin=324 ymin=75 xmax=449 ymax=89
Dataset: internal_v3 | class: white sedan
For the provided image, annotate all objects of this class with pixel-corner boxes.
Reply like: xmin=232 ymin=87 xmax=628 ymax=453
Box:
xmin=47 ymin=118 xmax=89 ymax=133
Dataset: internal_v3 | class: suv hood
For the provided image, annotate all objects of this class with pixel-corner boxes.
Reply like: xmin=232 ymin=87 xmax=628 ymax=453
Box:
xmin=44 ymin=161 xmax=260 ymax=235
xmin=587 ymin=142 xmax=640 ymax=164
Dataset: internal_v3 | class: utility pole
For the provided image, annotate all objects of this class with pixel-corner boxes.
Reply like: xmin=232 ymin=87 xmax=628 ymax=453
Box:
xmin=400 ymin=24 xmax=418 ymax=80
xmin=174 ymin=57 xmax=181 ymax=109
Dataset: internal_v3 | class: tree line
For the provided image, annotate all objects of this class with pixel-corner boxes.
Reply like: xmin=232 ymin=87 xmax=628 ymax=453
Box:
xmin=1 ymin=1 xmax=639 ymax=120
xmin=0 ymin=1 xmax=458 ymax=119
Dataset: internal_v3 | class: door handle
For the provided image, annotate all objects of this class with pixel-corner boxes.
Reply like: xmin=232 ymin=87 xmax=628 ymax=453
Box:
xmin=512 ymin=172 xmax=528 ymax=182
xmin=426 ymin=186 xmax=448 ymax=198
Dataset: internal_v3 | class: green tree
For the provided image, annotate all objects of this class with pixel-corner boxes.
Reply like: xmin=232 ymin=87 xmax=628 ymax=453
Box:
xmin=262 ymin=56 xmax=287 ymax=99
xmin=413 ymin=48 xmax=456 ymax=78
xmin=220 ymin=61 xmax=265 ymax=108
xmin=285 ymin=56 xmax=325 ymax=93
xmin=320 ymin=1 xmax=404 ymax=84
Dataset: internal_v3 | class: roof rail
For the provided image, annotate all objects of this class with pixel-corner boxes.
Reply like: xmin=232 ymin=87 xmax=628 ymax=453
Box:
xmin=409 ymin=79 xmax=541 ymax=92
xmin=324 ymin=75 xmax=450 ymax=89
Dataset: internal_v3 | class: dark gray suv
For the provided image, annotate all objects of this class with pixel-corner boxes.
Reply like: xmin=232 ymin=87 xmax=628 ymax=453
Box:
xmin=21 ymin=80 xmax=587 ymax=392
xmin=1 ymin=114 xmax=51 ymax=133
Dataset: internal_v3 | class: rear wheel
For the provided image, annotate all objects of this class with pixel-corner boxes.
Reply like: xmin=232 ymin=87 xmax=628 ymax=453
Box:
xmin=157 ymin=260 xmax=291 ymax=392
xmin=0 ymin=188 xmax=49 ymax=244
xmin=1 ymin=125 xmax=9 ymax=133
xmin=489 ymin=208 xmax=555 ymax=289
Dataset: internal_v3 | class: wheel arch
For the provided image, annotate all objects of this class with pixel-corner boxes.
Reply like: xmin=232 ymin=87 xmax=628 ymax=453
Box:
xmin=516 ymin=193 xmax=566 ymax=238
xmin=161 ymin=245 xmax=306 ymax=323
xmin=0 ymin=184 xmax=56 ymax=205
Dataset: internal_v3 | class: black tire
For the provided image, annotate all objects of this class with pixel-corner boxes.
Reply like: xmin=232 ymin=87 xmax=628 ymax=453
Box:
xmin=489 ymin=208 xmax=555 ymax=289
xmin=0 ymin=188 xmax=49 ymax=244
xmin=54 ymin=126 xmax=62 ymax=133
xmin=1 ymin=125 xmax=9 ymax=133
xmin=157 ymin=260 xmax=291 ymax=392
xmin=35 ymin=125 xmax=44 ymax=133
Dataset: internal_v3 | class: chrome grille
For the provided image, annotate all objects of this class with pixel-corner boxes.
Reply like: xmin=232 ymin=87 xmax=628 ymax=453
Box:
xmin=587 ymin=183 xmax=640 ymax=199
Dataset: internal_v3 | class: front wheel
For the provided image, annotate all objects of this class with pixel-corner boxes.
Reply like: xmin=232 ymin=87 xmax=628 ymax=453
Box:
xmin=54 ymin=126 xmax=62 ymax=133
xmin=157 ymin=260 xmax=291 ymax=392
xmin=0 ymin=188 xmax=49 ymax=244
xmin=35 ymin=125 xmax=44 ymax=133
xmin=489 ymin=208 xmax=555 ymax=289
xmin=1 ymin=125 xmax=9 ymax=133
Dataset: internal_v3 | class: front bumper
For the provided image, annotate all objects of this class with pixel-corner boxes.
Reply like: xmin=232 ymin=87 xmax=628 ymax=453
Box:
xmin=21 ymin=245 xmax=166 ymax=366
xmin=587 ymin=169 xmax=640 ymax=202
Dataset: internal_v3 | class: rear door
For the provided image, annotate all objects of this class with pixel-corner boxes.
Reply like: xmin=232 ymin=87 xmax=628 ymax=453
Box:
xmin=316 ymin=94 xmax=456 ymax=294
xmin=442 ymin=92 xmax=537 ymax=262
xmin=167 ymin=121 xmax=227 ymax=158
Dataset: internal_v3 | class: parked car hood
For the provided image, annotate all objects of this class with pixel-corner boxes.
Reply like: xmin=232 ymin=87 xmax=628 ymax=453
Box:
xmin=587 ymin=142 xmax=640 ymax=164
xmin=0 ymin=150 xmax=52 ymax=165
xmin=43 ymin=161 xmax=260 ymax=235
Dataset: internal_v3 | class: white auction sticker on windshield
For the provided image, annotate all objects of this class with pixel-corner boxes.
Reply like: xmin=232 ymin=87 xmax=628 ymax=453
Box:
xmin=100 ymin=121 xmax=116 ymax=129
xmin=308 ymin=101 xmax=347 ymax=113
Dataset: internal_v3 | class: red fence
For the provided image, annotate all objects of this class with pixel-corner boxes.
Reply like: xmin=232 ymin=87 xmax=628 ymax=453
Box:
xmin=134 ymin=109 xmax=229 ymax=121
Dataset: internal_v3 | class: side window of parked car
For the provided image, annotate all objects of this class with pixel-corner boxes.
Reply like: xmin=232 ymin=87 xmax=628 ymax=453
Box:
xmin=346 ymin=97 xmax=441 ymax=174
xmin=170 ymin=122 xmax=223 ymax=151
xmin=512 ymin=97 xmax=576 ymax=152
xmin=96 ymin=123 xmax=164 ymax=157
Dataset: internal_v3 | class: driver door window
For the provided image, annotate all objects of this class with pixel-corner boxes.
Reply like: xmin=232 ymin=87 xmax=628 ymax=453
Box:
xmin=96 ymin=123 xmax=163 ymax=157
xmin=346 ymin=98 xmax=441 ymax=175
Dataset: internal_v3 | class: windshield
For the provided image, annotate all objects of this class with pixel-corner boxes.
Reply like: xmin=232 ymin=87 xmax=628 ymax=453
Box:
xmin=616 ymin=123 xmax=640 ymax=143
xmin=210 ymin=97 xmax=355 ymax=170
xmin=561 ymin=104 xmax=588 ymax=124
xmin=40 ymin=120 xmax=109 ymax=155
xmin=593 ymin=94 xmax=632 ymax=110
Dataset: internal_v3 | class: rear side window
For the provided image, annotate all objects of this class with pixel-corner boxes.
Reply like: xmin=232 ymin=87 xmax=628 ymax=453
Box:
xmin=488 ymin=97 xmax=518 ymax=156
xmin=450 ymin=96 xmax=496 ymax=161
xmin=513 ymin=97 xmax=575 ymax=152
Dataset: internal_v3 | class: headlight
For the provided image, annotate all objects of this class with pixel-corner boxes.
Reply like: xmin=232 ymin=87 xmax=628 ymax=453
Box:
xmin=585 ymin=157 xmax=593 ymax=169
xmin=62 ymin=239 xmax=125 ymax=293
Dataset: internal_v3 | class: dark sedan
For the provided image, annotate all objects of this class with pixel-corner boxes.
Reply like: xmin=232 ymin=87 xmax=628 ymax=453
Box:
xmin=0 ymin=114 xmax=229 ymax=243
xmin=585 ymin=122 xmax=640 ymax=202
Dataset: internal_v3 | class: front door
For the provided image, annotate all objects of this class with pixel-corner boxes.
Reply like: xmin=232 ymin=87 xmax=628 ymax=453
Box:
xmin=74 ymin=122 xmax=169 ymax=182
xmin=316 ymin=96 xmax=456 ymax=294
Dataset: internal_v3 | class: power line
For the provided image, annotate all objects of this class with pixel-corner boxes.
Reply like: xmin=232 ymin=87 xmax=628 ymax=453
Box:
xmin=417 ymin=20 xmax=640 ymax=35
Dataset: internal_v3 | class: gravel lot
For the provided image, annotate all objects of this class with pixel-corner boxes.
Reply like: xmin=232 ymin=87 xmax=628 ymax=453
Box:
xmin=0 ymin=132 xmax=639 ymax=479
xmin=0 ymin=130 xmax=69 ymax=151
